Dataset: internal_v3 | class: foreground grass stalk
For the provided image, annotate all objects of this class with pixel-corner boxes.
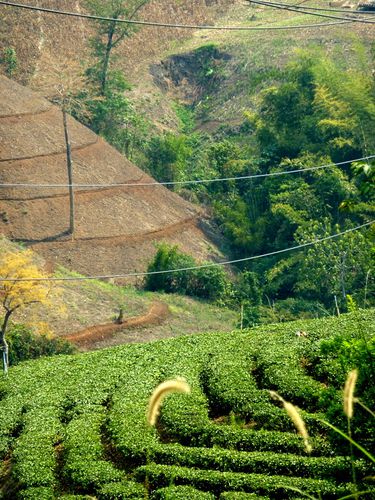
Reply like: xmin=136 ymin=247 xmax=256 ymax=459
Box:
xmin=147 ymin=378 xmax=191 ymax=427
xmin=321 ymin=420 xmax=375 ymax=464
xmin=355 ymin=399 xmax=375 ymax=419
xmin=338 ymin=491 xmax=375 ymax=500
xmin=269 ymin=391 xmax=312 ymax=453
xmin=344 ymin=370 xmax=359 ymax=499
xmin=283 ymin=485 xmax=319 ymax=500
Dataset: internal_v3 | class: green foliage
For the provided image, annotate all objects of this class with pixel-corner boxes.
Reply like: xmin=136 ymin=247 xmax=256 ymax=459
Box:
xmin=2 ymin=47 xmax=17 ymax=77
xmin=98 ymin=481 xmax=146 ymax=499
xmin=136 ymin=463 xmax=356 ymax=497
xmin=295 ymin=220 xmax=374 ymax=307
xmin=12 ymin=409 xmax=62 ymax=490
xmin=146 ymin=133 xmax=192 ymax=184
xmin=150 ymin=443 xmax=367 ymax=480
xmin=151 ymin=485 xmax=214 ymax=499
xmin=6 ymin=323 xmax=75 ymax=366
xmin=173 ymin=103 xmax=196 ymax=134
xmin=234 ymin=272 xmax=262 ymax=306
xmin=193 ymin=44 xmax=227 ymax=89
xmin=145 ymin=243 xmax=230 ymax=301
xmin=145 ymin=243 xmax=195 ymax=295
xmin=18 ymin=487 xmax=55 ymax=500
xmin=64 ymin=409 xmax=125 ymax=490
xmin=0 ymin=311 xmax=374 ymax=498
xmin=78 ymin=0 xmax=150 ymax=160
xmin=187 ymin=266 xmax=230 ymax=301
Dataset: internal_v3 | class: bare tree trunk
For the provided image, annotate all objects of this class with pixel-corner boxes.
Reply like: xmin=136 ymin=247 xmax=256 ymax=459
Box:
xmin=101 ymin=20 xmax=117 ymax=96
xmin=63 ymin=108 xmax=75 ymax=236
xmin=0 ymin=310 xmax=12 ymax=374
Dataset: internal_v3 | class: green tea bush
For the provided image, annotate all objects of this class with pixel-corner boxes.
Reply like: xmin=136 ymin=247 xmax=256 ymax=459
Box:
xmin=98 ymin=481 xmax=146 ymax=499
xmin=12 ymin=408 xmax=62 ymax=489
xmin=64 ymin=408 xmax=125 ymax=490
xmin=220 ymin=493 xmax=270 ymax=499
xmin=200 ymin=350 xmax=292 ymax=430
xmin=151 ymin=485 xmax=215 ymax=499
xmin=18 ymin=487 xmax=55 ymax=500
xmin=150 ymin=443 xmax=367 ymax=480
xmin=136 ymin=464 xmax=355 ymax=498
xmin=0 ymin=311 xmax=373 ymax=498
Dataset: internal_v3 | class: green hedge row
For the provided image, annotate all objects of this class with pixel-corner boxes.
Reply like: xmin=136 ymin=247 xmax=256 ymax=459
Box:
xmin=106 ymin=364 xmax=160 ymax=462
xmin=0 ymin=394 xmax=25 ymax=459
xmin=98 ymin=481 xmax=146 ymax=499
xmin=200 ymin=351 xmax=294 ymax=431
xmin=12 ymin=408 xmax=62 ymax=490
xmin=151 ymin=485 xmax=215 ymax=499
xmin=202 ymin=425 xmax=333 ymax=456
xmin=158 ymin=393 xmax=333 ymax=457
xmin=250 ymin=332 xmax=324 ymax=412
xmin=150 ymin=443 xmax=367 ymax=480
xmin=220 ymin=493 xmax=270 ymax=500
xmin=18 ymin=486 xmax=55 ymax=499
xmin=135 ymin=463 xmax=356 ymax=498
xmin=63 ymin=407 xmax=125 ymax=490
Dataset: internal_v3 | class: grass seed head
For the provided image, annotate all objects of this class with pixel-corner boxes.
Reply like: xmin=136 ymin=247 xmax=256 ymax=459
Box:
xmin=343 ymin=369 xmax=358 ymax=419
xmin=147 ymin=377 xmax=191 ymax=426
xmin=270 ymin=390 xmax=312 ymax=453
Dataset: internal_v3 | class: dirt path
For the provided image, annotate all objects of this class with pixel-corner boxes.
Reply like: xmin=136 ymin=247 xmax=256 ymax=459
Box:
xmin=66 ymin=301 xmax=170 ymax=348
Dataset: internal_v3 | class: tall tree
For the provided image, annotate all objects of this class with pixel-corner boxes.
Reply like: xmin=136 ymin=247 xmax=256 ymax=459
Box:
xmin=86 ymin=0 xmax=149 ymax=95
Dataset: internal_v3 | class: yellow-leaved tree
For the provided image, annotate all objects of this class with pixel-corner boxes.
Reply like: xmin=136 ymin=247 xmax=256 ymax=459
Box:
xmin=0 ymin=249 xmax=60 ymax=374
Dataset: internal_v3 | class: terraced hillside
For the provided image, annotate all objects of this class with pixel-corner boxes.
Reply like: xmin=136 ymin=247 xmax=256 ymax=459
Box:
xmin=0 ymin=311 xmax=373 ymax=499
xmin=0 ymin=75 xmax=222 ymax=278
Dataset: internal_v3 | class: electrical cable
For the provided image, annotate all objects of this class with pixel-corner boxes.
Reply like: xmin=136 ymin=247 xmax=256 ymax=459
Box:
xmin=0 ymin=0 xmax=357 ymax=30
xmin=1 ymin=155 xmax=374 ymax=189
xmin=246 ymin=0 xmax=375 ymax=24
xmin=0 ymin=221 xmax=372 ymax=282
xmin=274 ymin=1 xmax=375 ymax=15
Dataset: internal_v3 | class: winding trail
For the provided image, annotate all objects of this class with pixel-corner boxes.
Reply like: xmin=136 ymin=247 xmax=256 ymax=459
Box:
xmin=66 ymin=301 xmax=170 ymax=348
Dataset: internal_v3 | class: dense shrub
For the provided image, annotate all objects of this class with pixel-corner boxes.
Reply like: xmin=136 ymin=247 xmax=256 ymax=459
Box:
xmin=18 ymin=487 xmax=55 ymax=500
xmin=145 ymin=243 xmax=195 ymax=294
xmin=136 ymin=464 xmax=355 ymax=498
xmin=187 ymin=265 xmax=230 ymax=301
xmin=220 ymin=493 xmax=270 ymax=500
xmin=145 ymin=243 xmax=230 ymax=301
xmin=150 ymin=443 xmax=367 ymax=480
xmin=151 ymin=485 xmax=214 ymax=500
xmin=64 ymin=409 xmax=125 ymax=490
xmin=7 ymin=323 xmax=75 ymax=366
xmin=98 ymin=481 xmax=146 ymax=499
xmin=12 ymin=409 xmax=62 ymax=490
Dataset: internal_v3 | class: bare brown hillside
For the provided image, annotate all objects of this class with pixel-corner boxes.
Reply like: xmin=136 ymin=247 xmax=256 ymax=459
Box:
xmin=0 ymin=0 xmax=233 ymax=129
xmin=0 ymin=75 xmax=223 ymax=279
xmin=0 ymin=0 xmax=232 ymax=85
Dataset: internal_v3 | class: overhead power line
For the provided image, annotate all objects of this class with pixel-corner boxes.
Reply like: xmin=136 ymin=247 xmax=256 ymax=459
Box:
xmin=0 ymin=0 xmax=358 ymax=30
xmin=278 ymin=2 xmax=375 ymax=15
xmin=247 ymin=0 xmax=375 ymax=24
xmin=1 ymin=155 xmax=374 ymax=189
xmin=0 ymin=221 xmax=372 ymax=282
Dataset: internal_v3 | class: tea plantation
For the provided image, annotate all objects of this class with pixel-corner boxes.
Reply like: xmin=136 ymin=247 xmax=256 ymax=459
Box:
xmin=0 ymin=311 xmax=374 ymax=499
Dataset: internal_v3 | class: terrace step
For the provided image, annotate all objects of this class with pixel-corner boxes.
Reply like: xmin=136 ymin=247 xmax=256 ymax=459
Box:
xmin=136 ymin=463 xmax=358 ymax=498
xmin=151 ymin=443 xmax=367 ymax=480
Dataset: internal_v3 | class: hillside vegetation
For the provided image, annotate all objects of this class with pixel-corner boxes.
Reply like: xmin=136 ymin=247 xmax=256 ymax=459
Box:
xmin=0 ymin=4 xmax=374 ymax=497
xmin=0 ymin=310 xmax=373 ymax=499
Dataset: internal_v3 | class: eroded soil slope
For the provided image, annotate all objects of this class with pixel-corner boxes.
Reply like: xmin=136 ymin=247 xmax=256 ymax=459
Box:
xmin=0 ymin=75 xmax=222 ymax=279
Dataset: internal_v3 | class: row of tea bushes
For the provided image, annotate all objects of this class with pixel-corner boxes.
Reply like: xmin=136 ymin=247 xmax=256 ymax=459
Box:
xmin=135 ymin=463 xmax=355 ymax=498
